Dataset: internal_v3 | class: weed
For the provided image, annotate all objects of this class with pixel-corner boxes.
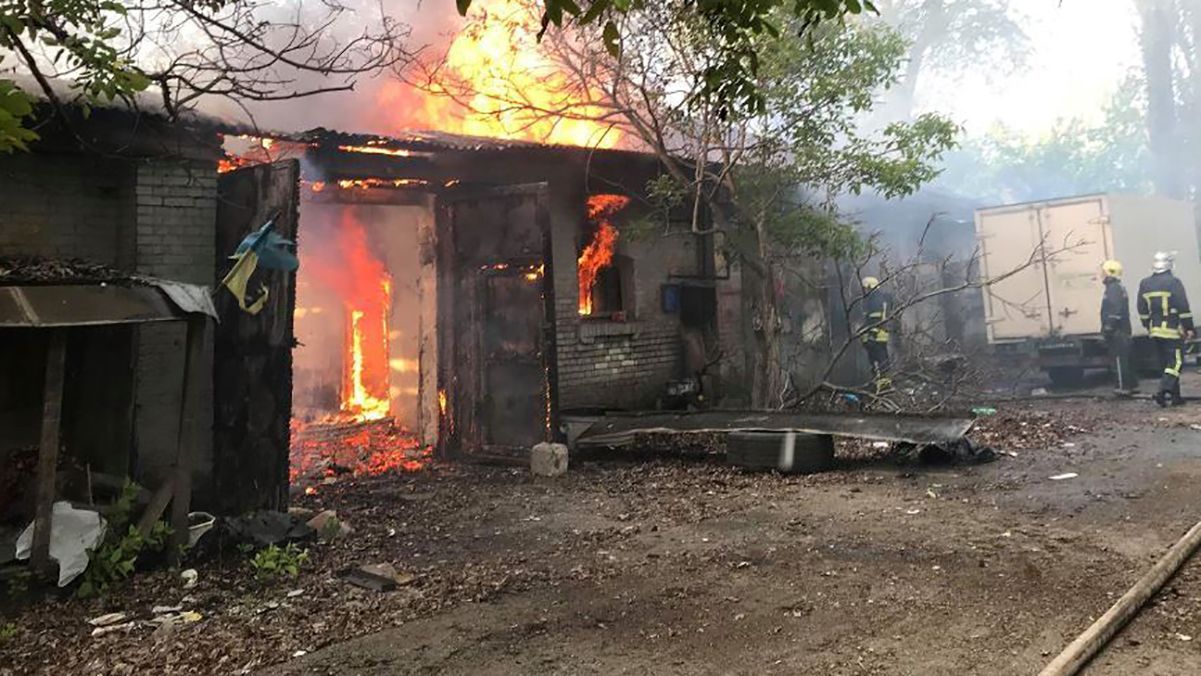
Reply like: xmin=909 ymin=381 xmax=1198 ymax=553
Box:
xmin=4 ymin=570 xmax=31 ymax=598
xmin=76 ymin=480 xmax=172 ymax=598
xmin=0 ymin=623 xmax=16 ymax=643
xmin=248 ymin=543 xmax=309 ymax=582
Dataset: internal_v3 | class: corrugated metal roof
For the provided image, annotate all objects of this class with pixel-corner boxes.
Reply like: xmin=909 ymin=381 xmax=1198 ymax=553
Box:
xmin=254 ymin=126 xmax=651 ymax=158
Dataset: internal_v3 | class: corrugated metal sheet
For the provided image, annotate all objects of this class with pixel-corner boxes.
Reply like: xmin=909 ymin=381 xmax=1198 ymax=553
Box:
xmin=576 ymin=411 xmax=976 ymax=448
xmin=0 ymin=285 xmax=181 ymax=327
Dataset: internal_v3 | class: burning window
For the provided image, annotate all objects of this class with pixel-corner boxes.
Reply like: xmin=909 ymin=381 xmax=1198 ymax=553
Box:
xmin=579 ymin=194 xmax=631 ymax=317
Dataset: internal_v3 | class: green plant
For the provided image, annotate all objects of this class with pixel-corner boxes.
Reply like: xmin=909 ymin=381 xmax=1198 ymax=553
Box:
xmin=0 ymin=622 xmax=16 ymax=643
xmin=76 ymin=480 xmax=172 ymax=598
xmin=248 ymin=543 xmax=309 ymax=582
xmin=3 ymin=569 xmax=31 ymax=598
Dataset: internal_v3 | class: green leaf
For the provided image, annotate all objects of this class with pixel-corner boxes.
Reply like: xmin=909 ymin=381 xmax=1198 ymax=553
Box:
xmin=580 ymin=0 xmax=609 ymax=24
xmin=602 ymin=21 xmax=620 ymax=56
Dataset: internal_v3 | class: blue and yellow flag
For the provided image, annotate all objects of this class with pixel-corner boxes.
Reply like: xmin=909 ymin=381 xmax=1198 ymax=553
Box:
xmin=220 ymin=217 xmax=298 ymax=315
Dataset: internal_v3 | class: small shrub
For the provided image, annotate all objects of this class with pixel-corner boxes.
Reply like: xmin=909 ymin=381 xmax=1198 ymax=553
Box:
xmin=77 ymin=481 xmax=172 ymax=598
xmin=0 ymin=623 xmax=16 ymax=643
xmin=248 ymin=543 xmax=309 ymax=582
xmin=4 ymin=570 xmax=31 ymax=598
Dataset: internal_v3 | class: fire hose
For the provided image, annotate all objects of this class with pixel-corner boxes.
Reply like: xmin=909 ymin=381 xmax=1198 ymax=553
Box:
xmin=1039 ymin=518 xmax=1201 ymax=676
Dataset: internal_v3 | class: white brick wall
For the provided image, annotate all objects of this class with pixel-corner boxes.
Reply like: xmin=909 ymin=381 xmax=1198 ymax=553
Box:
xmin=132 ymin=159 xmax=217 ymax=490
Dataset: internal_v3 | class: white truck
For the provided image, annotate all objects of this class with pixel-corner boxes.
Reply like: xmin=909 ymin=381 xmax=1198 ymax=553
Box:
xmin=976 ymin=193 xmax=1201 ymax=386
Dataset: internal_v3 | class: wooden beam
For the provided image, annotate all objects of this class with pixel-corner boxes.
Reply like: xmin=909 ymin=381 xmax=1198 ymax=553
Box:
xmin=31 ymin=329 xmax=67 ymax=576
xmin=136 ymin=476 xmax=174 ymax=538
xmin=168 ymin=317 xmax=207 ymax=565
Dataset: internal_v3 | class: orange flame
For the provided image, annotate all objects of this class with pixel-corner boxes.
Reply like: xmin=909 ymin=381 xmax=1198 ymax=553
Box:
xmin=345 ymin=305 xmax=390 ymax=421
xmin=337 ymin=178 xmax=429 ymax=190
xmin=300 ymin=211 xmax=393 ymax=422
xmin=578 ymin=194 xmax=629 ymax=315
xmin=290 ymin=418 xmax=431 ymax=484
xmin=338 ymin=143 xmax=416 ymax=157
xmin=438 ymin=389 xmax=448 ymax=416
xmin=379 ymin=0 xmax=620 ymax=149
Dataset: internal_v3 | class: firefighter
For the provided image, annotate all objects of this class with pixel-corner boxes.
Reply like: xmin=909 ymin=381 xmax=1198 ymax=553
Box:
xmin=1137 ymin=252 xmax=1194 ymax=406
xmin=861 ymin=276 xmax=894 ymax=395
xmin=1100 ymin=259 xmax=1137 ymax=394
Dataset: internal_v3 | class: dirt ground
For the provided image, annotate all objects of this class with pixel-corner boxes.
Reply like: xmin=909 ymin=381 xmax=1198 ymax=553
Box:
xmin=9 ymin=377 xmax=1201 ymax=674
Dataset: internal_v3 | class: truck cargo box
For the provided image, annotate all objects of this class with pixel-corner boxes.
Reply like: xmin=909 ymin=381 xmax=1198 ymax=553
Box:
xmin=976 ymin=194 xmax=1201 ymax=343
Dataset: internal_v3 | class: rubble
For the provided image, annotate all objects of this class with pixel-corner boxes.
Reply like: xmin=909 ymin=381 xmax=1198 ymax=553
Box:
xmin=306 ymin=511 xmax=352 ymax=541
xmin=531 ymin=442 xmax=569 ymax=477
xmin=88 ymin=613 xmax=129 ymax=627
xmin=0 ymin=256 xmax=133 ymax=285
xmin=225 ymin=511 xmax=315 ymax=547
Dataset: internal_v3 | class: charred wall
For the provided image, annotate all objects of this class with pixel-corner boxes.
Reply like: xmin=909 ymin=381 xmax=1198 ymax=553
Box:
xmin=546 ymin=174 xmax=709 ymax=412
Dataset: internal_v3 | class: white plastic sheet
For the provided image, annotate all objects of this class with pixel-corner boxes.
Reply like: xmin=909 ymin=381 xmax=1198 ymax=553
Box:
xmin=16 ymin=501 xmax=108 ymax=586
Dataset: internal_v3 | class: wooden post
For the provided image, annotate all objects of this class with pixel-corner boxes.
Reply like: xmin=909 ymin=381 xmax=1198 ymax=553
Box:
xmin=31 ymin=329 xmax=67 ymax=576
xmin=168 ymin=316 xmax=207 ymax=565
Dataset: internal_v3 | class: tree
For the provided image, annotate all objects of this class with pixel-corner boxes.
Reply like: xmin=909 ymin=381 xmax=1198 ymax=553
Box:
xmin=872 ymin=0 xmax=1028 ymax=119
xmin=422 ymin=3 xmax=958 ymax=406
xmin=934 ymin=73 xmax=1153 ymax=202
xmin=1134 ymin=0 xmax=1183 ymax=198
xmin=0 ymin=0 xmax=409 ymax=151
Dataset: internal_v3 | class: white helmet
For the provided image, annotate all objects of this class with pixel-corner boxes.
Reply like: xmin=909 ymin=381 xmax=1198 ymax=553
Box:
xmin=1153 ymin=251 xmax=1175 ymax=273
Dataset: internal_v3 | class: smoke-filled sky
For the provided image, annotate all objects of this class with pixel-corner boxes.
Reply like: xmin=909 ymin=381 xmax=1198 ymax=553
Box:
xmin=915 ymin=0 xmax=1141 ymax=135
xmin=240 ymin=0 xmax=1143 ymax=138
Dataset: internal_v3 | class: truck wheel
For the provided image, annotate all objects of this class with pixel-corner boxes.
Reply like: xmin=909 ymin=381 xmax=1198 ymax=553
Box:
xmin=727 ymin=431 xmax=835 ymax=474
xmin=1046 ymin=367 xmax=1084 ymax=388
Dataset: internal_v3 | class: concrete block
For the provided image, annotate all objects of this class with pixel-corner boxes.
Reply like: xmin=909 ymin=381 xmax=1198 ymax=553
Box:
xmin=530 ymin=442 xmax=569 ymax=477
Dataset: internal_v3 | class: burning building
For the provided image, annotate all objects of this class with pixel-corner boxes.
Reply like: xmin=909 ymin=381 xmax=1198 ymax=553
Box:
xmin=0 ymin=2 xmax=743 ymax=518
xmin=248 ymin=128 xmax=736 ymax=463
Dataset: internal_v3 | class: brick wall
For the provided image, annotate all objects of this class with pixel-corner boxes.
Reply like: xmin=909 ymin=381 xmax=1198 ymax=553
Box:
xmin=0 ymin=150 xmax=219 ymax=494
xmin=131 ymin=159 xmax=217 ymax=489
xmin=0 ymin=153 xmax=135 ymax=264
xmin=552 ymin=186 xmax=703 ymax=410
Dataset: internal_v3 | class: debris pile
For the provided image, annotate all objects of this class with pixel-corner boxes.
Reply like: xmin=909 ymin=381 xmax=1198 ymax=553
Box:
xmin=971 ymin=410 xmax=1091 ymax=451
xmin=290 ymin=418 xmax=432 ymax=490
xmin=0 ymin=256 xmax=134 ymax=285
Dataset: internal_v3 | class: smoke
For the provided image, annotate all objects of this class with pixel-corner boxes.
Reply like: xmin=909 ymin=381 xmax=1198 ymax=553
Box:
xmin=206 ymin=0 xmax=465 ymax=134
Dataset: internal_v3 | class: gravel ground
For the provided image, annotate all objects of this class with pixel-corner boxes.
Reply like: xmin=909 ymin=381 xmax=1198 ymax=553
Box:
xmin=7 ymin=379 xmax=1201 ymax=674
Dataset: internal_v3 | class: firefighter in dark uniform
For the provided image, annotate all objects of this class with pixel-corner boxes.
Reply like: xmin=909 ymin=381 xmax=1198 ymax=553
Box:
xmin=860 ymin=276 xmax=894 ymax=395
xmin=1137 ymin=252 xmax=1194 ymax=406
xmin=1101 ymin=259 xmax=1137 ymax=394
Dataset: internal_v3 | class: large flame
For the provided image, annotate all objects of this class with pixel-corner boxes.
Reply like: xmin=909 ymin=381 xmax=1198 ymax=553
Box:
xmin=578 ymin=194 xmax=629 ymax=315
xmin=301 ymin=211 xmax=393 ymax=422
xmin=380 ymin=0 xmax=621 ymax=148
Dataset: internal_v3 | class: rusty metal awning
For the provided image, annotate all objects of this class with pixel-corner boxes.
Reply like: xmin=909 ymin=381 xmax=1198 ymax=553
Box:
xmin=574 ymin=411 xmax=976 ymax=449
xmin=0 ymin=284 xmax=182 ymax=327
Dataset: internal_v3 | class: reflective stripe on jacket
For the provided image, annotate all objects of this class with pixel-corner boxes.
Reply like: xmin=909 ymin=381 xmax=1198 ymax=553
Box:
xmin=1137 ymin=271 xmax=1194 ymax=339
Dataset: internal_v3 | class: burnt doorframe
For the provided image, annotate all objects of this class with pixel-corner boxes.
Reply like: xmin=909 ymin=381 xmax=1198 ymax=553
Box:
xmin=435 ymin=182 xmax=557 ymax=459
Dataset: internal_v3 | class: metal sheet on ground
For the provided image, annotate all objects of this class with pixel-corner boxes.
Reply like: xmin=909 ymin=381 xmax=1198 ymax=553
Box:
xmin=575 ymin=411 xmax=975 ymax=448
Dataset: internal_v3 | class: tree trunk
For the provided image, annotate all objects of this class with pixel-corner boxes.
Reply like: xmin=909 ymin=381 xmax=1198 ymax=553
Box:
xmin=1181 ymin=3 xmax=1201 ymax=212
xmin=1136 ymin=0 xmax=1185 ymax=198
xmin=748 ymin=216 xmax=785 ymax=409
